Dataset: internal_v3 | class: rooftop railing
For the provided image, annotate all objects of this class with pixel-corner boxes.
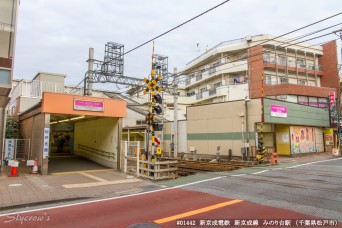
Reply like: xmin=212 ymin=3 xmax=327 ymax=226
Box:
xmin=0 ymin=22 xmax=15 ymax=32
xmin=10 ymin=80 xmax=65 ymax=102
xmin=186 ymin=38 xmax=246 ymax=66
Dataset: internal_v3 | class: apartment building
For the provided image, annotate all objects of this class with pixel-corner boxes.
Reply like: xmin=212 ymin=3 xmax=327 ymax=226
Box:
xmin=0 ymin=0 xmax=19 ymax=158
xmin=162 ymin=35 xmax=339 ymax=158
xmin=183 ymin=34 xmax=338 ymax=105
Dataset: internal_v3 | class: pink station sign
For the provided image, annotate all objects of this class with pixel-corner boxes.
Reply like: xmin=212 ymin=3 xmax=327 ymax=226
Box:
xmin=270 ymin=104 xmax=287 ymax=118
xmin=74 ymin=99 xmax=104 ymax=112
xmin=329 ymin=91 xmax=336 ymax=107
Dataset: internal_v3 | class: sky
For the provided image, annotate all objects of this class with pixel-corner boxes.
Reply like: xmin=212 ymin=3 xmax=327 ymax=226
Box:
xmin=13 ymin=0 xmax=342 ymax=91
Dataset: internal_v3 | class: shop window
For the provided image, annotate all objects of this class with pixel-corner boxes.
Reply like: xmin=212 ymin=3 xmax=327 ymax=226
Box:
xmin=309 ymin=97 xmax=318 ymax=107
xmin=298 ymin=96 xmax=308 ymax=105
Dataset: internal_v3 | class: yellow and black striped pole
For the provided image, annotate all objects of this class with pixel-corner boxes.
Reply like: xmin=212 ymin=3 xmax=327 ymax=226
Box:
xmin=257 ymin=67 xmax=266 ymax=163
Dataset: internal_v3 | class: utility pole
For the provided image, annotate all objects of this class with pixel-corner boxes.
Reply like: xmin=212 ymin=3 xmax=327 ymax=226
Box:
xmin=333 ymin=28 xmax=342 ymax=152
xmin=173 ymin=83 xmax=178 ymax=159
xmin=85 ymin=48 xmax=94 ymax=96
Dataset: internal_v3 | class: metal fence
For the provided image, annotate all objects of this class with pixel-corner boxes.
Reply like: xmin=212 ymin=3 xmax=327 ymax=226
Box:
xmin=122 ymin=141 xmax=143 ymax=176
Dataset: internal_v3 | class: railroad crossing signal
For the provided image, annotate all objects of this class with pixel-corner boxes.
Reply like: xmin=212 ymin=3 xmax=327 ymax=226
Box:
xmin=143 ymin=75 xmax=162 ymax=95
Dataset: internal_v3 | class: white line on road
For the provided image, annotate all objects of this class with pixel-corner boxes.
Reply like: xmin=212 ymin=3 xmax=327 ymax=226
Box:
xmin=251 ymin=170 xmax=269 ymax=175
xmin=230 ymin=174 xmax=247 ymax=177
xmin=286 ymin=157 xmax=342 ymax=169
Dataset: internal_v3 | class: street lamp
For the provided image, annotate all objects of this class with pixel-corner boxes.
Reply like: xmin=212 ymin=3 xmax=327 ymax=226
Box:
xmin=245 ymin=96 xmax=251 ymax=160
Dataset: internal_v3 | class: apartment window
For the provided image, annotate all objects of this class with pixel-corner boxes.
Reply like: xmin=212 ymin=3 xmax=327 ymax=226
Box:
xmin=265 ymin=75 xmax=276 ymax=85
xmin=263 ymin=53 xmax=270 ymax=63
xmin=279 ymin=77 xmax=288 ymax=84
xmin=287 ymin=57 xmax=296 ymax=67
xmin=200 ymin=87 xmax=207 ymax=93
xmin=239 ymin=53 xmax=247 ymax=61
xmin=297 ymin=58 xmax=305 ymax=68
xmin=0 ymin=69 xmax=11 ymax=85
xmin=213 ymin=82 xmax=221 ymax=88
xmin=298 ymin=79 xmax=306 ymax=85
xmin=186 ymin=91 xmax=195 ymax=97
xmin=277 ymin=55 xmax=286 ymax=66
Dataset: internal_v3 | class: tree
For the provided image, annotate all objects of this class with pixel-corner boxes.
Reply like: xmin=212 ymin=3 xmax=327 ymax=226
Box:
xmin=5 ymin=115 xmax=20 ymax=139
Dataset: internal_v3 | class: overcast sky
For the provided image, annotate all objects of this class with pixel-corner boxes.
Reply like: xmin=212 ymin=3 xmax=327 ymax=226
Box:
xmin=13 ymin=0 xmax=342 ymax=90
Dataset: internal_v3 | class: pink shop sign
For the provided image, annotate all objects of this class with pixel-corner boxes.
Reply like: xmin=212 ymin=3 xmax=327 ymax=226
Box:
xmin=74 ymin=99 xmax=104 ymax=112
xmin=270 ymin=104 xmax=287 ymax=118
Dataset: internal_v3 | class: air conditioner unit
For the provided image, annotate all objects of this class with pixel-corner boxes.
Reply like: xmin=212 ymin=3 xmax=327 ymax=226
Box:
xmin=205 ymin=65 xmax=209 ymax=70
xmin=239 ymin=112 xmax=245 ymax=117
xmin=221 ymin=58 xmax=226 ymax=64
xmin=246 ymin=35 xmax=252 ymax=42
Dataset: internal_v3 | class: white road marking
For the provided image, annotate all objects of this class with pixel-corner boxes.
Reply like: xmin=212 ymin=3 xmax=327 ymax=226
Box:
xmin=79 ymin=172 xmax=107 ymax=182
xmin=251 ymin=170 xmax=268 ymax=175
xmin=230 ymin=174 xmax=247 ymax=176
xmin=286 ymin=157 xmax=342 ymax=169
xmin=8 ymin=184 xmax=22 ymax=187
xmin=62 ymin=178 xmax=142 ymax=188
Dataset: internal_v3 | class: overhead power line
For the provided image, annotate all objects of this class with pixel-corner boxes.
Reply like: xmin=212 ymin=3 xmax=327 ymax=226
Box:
xmin=123 ymin=0 xmax=231 ymax=56
xmin=72 ymin=1 xmax=231 ymax=92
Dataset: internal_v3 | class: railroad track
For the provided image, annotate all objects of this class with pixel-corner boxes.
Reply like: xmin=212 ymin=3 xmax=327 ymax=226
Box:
xmin=178 ymin=160 xmax=253 ymax=176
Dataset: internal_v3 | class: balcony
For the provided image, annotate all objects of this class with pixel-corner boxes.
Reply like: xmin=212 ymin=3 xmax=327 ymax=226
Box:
xmin=185 ymin=60 xmax=247 ymax=88
xmin=189 ymin=84 xmax=248 ymax=104
xmin=263 ymin=56 xmax=323 ymax=75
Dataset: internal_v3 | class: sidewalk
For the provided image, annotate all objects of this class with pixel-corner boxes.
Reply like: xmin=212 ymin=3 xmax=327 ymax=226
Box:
xmin=0 ymin=167 xmax=161 ymax=213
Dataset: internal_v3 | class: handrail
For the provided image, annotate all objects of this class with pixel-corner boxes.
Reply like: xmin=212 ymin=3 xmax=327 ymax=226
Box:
xmin=78 ymin=144 xmax=115 ymax=159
